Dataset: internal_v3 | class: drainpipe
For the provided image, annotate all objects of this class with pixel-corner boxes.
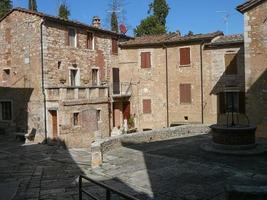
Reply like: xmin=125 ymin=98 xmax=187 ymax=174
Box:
xmin=200 ymin=41 xmax=205 ymax=124
xmin=40 ymin=19 xmax=47 ymax=143
xmin=163 ymin=44 xmax=169 ymax=127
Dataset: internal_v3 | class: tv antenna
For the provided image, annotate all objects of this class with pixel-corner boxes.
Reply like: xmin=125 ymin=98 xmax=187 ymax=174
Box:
xmin=216 ymin=10 xmax=230 ymax=35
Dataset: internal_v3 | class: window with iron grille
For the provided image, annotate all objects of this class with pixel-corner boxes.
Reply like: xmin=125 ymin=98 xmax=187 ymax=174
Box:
xmin=73 ymin=112 xmax=79 ymax=126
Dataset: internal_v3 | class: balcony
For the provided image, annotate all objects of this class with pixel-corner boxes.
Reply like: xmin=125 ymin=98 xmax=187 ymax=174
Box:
xmin=45 ymin=86 xmax=108 ymax=103
xmin=112 ymin=82 xmax=132 ymax=98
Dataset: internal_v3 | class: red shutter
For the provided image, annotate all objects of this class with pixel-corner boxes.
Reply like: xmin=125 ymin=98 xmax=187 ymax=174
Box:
xmin=180 ymin=47 xmax=191 ymax=66
xmin=143 ymin=99 xmax=151 ymax=114
xmin=239 ymin=92 xmax=246 ymax=113
xmin=141 ymin=52 xmax=146 ymax=68
xmin=180 ymin=84 xmax=191 ymax=103
xmin=146 ymin=52 xmax=151 ymax=68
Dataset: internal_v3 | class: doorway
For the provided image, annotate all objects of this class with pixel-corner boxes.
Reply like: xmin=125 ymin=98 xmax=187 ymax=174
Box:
xmin=49 ymin=110 xmax=58 ymax=138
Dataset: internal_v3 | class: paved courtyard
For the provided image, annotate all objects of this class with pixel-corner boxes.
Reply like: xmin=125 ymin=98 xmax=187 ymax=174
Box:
xmin=1 ymin=134 xmax=267 ymax=200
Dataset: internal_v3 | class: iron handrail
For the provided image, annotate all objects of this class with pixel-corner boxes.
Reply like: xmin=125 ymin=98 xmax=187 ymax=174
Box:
xmin=79 ymin=175 xmax=140 ymax=200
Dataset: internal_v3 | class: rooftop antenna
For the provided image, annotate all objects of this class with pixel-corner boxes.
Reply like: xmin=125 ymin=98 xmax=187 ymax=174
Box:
xmin=216 ymin=10 xmax=230 ymax=35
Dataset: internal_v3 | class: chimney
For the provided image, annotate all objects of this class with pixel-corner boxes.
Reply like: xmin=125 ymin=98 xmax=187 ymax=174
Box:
xmin=92 ymin=16 xmax=101 ymax=28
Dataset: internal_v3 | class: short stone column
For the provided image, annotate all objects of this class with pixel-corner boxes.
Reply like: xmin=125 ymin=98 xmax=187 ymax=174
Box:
xmin=91 ymin=142 xmax=102 ymax=169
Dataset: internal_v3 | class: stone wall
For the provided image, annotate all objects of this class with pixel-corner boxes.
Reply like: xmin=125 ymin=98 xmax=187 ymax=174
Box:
xmin=244 ymin=1 xmax=267 ymax=137
xmin=91 ymin=124 xmax=210 ymax=168
xmin=203 ymin=45 xmax=245 ymax=124
xmin=0 ymin=11 xmax=45 ymax=135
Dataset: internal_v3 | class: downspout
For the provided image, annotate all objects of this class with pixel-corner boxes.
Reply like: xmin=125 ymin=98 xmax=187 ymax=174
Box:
xmin=200 ymin=41 xmax=205 ymax=124
xmin=163 ymin=44 xmax=169 ymax=127
xmin=40 ymin=19 xmax=47 ymax=143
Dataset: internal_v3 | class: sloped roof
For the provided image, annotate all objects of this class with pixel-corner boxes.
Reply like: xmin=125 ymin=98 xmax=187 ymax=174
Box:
xmin=236 ymin=0 xmax=267 ymax=13
xmin=120 ymin=31 xmax=223 ymax=48
xmin=0 ymin=7 xmax=129 ymax=38
xmin=206 ymin=34 xmax=244 ymax=48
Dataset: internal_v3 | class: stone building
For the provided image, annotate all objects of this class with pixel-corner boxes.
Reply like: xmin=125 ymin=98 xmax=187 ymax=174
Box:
xmin=0 ymin=8 xmax=125 ymax=147
xmin=117 ymin=32 xmax=245 ymax=131
xmin=237 ymin=0 xmax=267 ymax=137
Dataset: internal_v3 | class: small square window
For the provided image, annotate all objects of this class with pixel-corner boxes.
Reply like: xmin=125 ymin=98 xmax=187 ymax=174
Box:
xmin=2 ymin=69 xmax=10 ymax=81
xmin=73 ymin=112 xmax=79 ymax=126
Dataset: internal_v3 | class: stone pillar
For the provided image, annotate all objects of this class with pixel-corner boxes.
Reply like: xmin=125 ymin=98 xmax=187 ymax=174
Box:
xmin=91 ymin=143 xmax=102 ymax=168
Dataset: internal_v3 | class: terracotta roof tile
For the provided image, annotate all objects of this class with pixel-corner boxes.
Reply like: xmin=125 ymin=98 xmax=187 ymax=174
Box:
xmin=208 ymin=34 xmax=244 ymax=47
xmin=236 ymin=0 xmax=267 ymax=13
xmin=120 ymin=31 xmax=223 ymax=47
xmin=0 ymin=7 xmax=129 ymax=38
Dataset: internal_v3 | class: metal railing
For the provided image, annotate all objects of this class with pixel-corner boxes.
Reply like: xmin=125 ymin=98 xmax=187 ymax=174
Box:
xmin=112 ymin=82 xmax=132 ymax=96
xmin=79 ymin=175 xmax=139 ymax=200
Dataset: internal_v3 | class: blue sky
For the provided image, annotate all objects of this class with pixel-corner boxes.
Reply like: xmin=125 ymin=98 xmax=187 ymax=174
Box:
xmin=12 ymin=0 xmax=245 ymax=36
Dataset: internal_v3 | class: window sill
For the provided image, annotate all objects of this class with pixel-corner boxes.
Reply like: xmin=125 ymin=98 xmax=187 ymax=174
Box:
xmin=140 ymin=67 xmax=152 ymax=69
xmin=179 ymin=64 xmax=191 ymax=68
xmin=180 ymin=103 xmax=192 ymax=105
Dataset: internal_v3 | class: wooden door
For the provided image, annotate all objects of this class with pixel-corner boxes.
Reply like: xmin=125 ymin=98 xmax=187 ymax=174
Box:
xmin=112 ymin=68 xmax=120 ymax=94
xmin=123 ymin=101 xmax=130 ymax=120
xmin=50 ymin=111 xmax=58 ymax=138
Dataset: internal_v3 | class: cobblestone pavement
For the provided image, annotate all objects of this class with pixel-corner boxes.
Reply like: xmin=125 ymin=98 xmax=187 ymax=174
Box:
xmin=1 ymin=134 xmax=267 ymax=200
xmin=91 ymin=134 xmax=267 ymax=200
xmin=0 ymin=135 xmax=91 ymax=200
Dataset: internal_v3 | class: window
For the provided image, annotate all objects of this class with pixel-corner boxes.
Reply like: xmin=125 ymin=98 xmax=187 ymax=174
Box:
xmin=2 ymin=69 xmax=10 ymax=81
xmin=92 ymin=69 xmax=99 ymax=86
xmin=97 ymin=110 xmax=101 ymax=122
xmin=0 ymin=101 xmax=12 ymax=121
xmin=141 ymin=52 xmax=151 ymax=68
xmin=68 ymin=28 xmax=76 ymax=47
xmin=112 ymin=39 xmax=118 ymax=54
xmin=73 ymin=113 xmax=79 ymax=126
xmin=70 ymin=69 xmax=78 ymax=86
xmin=219 ymin=92 xmax=246 ymax=114
xmin=143 ymin=99 xmax=151 ymax=114
xmin=225 ymin=53 xmax=237 ymax=75
xmin=180 ymin=84 xmax=191 ymax=104
xmin=179 ymin=47 xmax=191 ymax=66
xmin=87 ymin=32 xmax=94 ymax=49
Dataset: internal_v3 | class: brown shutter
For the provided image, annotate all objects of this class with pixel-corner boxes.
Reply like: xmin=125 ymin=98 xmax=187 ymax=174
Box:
xmin=143 ymin=99 xmax=151 ymax=114
xmin=239 ymin=92 xmax=246 ymax=113
xmin=180 ymin=84 xmax=191 ymax=103
xmin=112 ymin=39 xmax=118 ymax=54
xmin=141 ymin=52 xmax=146 ymax=68
xmin=87 ymin=32 xmax=93 ymax=49
xmin=180 ymin=47 xmax=191 ymax=65
xmin=65 ymin=29 xmax=70 ymax=46
xmin=141 ymin=52 xmax=151 ymax=68
xmin=225 ymin=54 xmax=237 ymax=75
xmin=146 ymin=52 xmax=151 ymax=68
xmin=219 ymin=92 xmax=225 ymax=114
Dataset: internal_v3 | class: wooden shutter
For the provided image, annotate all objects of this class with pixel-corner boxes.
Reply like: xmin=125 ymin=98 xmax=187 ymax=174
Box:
xmin=141 ymin=52 xmax=151 ymax=68
xmin=180 ymin=84 xmax=191 ymax=103
xmin=219 ymin=92 xmax=225 ymax=114
xmin=239 ymin=92 xmax=246 ymax=113
xmin=87 ymin=32 xmax=93 ymax=49
xmin=180 ymin=47 xmax=191 ymax=66
xmin=112 ymin=39 xmax=118 ymax=54
xmin=225 ymin=54 xmax=237 ymax=75
xmin=143 ymin=99 xmax=151 ymax=114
